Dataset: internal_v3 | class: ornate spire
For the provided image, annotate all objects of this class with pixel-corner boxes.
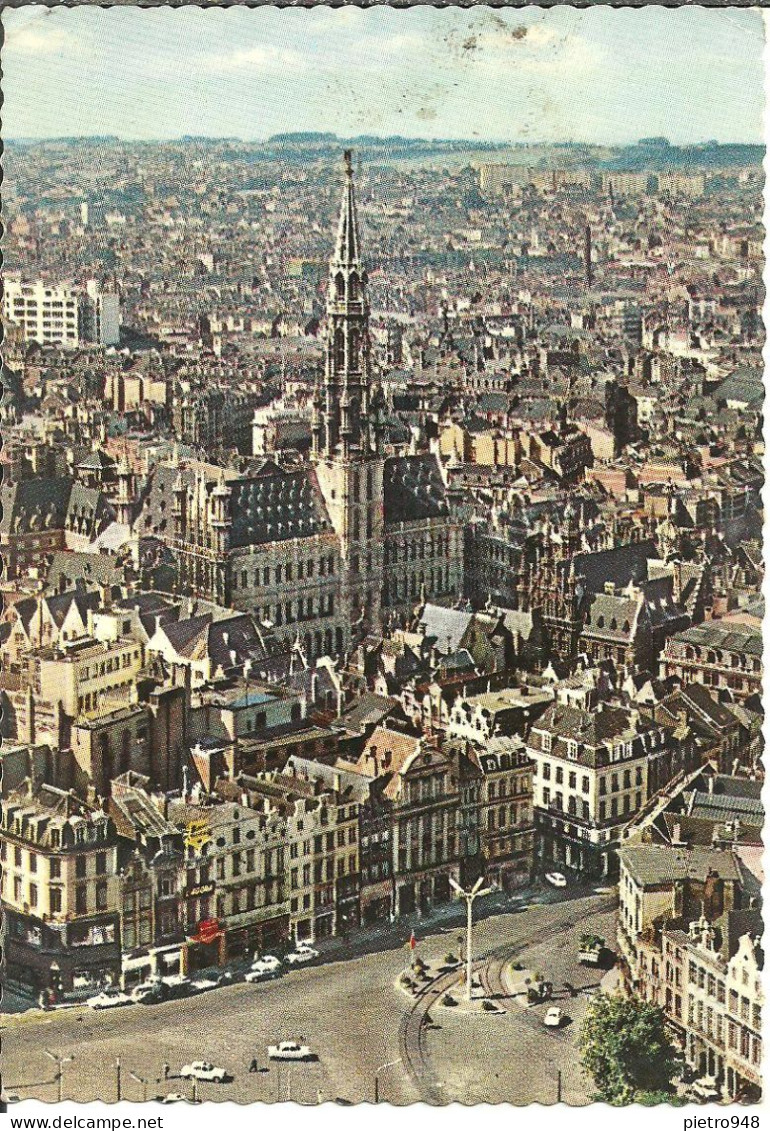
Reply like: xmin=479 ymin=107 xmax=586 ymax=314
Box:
xmin=313 ymin=150 xmax=377 ymax=461
xmin=332 ymin=150 xmax=361 ymax=269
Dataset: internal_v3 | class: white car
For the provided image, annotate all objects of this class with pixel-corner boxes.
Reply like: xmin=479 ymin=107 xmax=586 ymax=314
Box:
xmin=268 ymin=1041 xmax=313 ymax=1062
xmin=251 ymin=954 xmax=281 ymax=974
xmin=158 ymin=1094 xmax=189 ymax=1104
xmin=285 ymin=942 xmax=319 ymax=965
xmin=545 ymin=872 xmax=567 ymax=888
xmin=86 ymin=987 xmax=133 ymax=1010
xmin=179 ymin=1061 xmax=227 ymax=1083
xmin=245 ymin=961 xmax=282 ymax=984
xmin=543 ymin=1007 xmax=564 ymax=1028
xmin=189 ymin=977 xmax=220 ymax=995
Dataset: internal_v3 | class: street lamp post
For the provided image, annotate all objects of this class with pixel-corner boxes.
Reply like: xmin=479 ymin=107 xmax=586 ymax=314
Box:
xmin=44 ymin=1051 xmax=73 ymax=1104
xmin=374 ymin=1058 xmax=403 ymax=1104
xmin=449 ymin=876 xmax=492 ymax=1003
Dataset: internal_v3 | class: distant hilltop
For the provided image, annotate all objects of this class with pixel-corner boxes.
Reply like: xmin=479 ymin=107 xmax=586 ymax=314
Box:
xmin=5 ymin=134 xmax=763 ymax=171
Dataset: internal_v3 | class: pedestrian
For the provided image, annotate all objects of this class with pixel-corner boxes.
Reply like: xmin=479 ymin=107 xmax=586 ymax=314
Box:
xmin=249 ymin=1058 xmax=259 ymax=1074
xmin=163 ymin=1063 xmax=170 ymax=1081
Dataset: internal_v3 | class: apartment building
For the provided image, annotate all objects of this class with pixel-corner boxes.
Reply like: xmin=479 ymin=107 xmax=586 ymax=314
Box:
xmin=660 ymin=623 xmax=763 ymax=705
xmin=527 ymin=702 xmax=673 ymax=877
xmin=168 ymin=793 xmax=289 ymax=969
xmin=4 ymin=280 xmax=80 ymax=347
xmin=357 ymin=729 xmax=460 ymax=916
xmin=470 ymin=734 xmax=534 ymax=890
xmin=3 ymin=278 xmax=120 ymax=348
xmin=1 ymin=782 xmax=122 ymax=998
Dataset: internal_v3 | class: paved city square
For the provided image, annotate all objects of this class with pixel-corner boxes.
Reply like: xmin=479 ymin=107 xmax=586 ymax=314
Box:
xmin=3 ymin=892 xmax=614 ymax=1106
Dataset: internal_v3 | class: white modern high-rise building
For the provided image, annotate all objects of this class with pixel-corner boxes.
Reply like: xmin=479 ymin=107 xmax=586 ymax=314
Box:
xmin=3 ymin=279 xmax=80 ymax=347
xmin=4 ymin=278 xmax=120 ymax=348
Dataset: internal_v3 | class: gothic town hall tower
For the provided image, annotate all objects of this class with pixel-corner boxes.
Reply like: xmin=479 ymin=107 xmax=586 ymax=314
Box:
xmin=313 ymin=151 xmax=385 ymax=638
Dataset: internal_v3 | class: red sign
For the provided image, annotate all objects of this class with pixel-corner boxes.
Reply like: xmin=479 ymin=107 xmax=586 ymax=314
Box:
xmin=194 ymin=918 xmax=222 ymax=944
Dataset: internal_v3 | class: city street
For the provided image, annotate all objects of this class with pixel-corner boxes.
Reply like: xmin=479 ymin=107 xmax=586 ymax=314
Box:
xmin=2 ymin=890 xmax=616 ymax=1106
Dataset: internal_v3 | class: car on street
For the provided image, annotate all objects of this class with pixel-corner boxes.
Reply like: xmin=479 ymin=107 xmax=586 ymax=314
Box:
xmin=545 ymin=872 xmax=567 ymax=888
xmin=158 ymin=1094 xmax=189 ymax=1104
xmin=86 ymin=987 xmax=133 ymax=1010
xmin=543 ymin=1007 xmax=564 ymax=1028
xmin=285 ymin=942 xmax=319 ymax=965
xmin=163 ymin=977 xmax=196 ymax=1000
xmin=251 ymin=954 xmax=281 ymax=974
xmin=268 ymin=1041 xmax=313 ymax=1062
xmin=132 ymin=979 xmax=168 ymax=1004
xmin=245 ymin=955 xmax=282 ymax=982
xmin=188 ymin=977 xmax=220 ymax=995
xmin=245 ymin=964 xmax=282 ymax=984
xmin=179 ymin=1062 xmax=228 ymax=1083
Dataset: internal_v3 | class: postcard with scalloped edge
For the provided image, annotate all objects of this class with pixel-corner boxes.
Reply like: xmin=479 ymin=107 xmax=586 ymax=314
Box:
xmin=0 ymin=3 xmax=764 ymax=1110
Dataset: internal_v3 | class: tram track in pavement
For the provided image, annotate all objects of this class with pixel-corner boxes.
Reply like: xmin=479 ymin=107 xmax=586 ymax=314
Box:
xmin=397 ymin=894 xmax=617 ymax=1102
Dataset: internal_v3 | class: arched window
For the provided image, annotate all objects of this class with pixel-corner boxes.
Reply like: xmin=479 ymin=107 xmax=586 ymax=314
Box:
xmin=348 ymin=273 xmax=359 ymax=301
xmin=334 ymin=327 xmax=345 ymax=368
xmin=335 ymin=272 xmax=345 ymax=299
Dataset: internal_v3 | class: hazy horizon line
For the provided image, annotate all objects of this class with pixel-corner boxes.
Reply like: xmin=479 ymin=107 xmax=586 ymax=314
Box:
xmin=6 ymin=134 xmax=763 ymax=148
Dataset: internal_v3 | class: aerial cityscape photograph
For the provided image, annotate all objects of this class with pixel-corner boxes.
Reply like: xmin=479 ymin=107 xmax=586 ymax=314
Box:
xmin=0 ymin=3 xmax=764 ymax=1111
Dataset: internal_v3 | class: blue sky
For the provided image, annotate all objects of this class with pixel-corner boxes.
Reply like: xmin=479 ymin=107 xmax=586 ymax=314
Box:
xmin=2 ymin=6 xmax=764 ymax=144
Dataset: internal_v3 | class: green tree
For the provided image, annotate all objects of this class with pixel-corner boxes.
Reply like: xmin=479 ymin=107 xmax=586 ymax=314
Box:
xmin=578 ymin=994 xmax=683 ymax=1104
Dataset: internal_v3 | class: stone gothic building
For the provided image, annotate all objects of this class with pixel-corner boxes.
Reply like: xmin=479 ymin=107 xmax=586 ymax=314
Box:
xmin=135 ymin=152 xmax=463 ymax=658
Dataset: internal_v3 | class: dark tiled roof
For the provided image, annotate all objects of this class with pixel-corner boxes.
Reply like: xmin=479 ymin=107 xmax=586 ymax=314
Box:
xmin=230 ymin=465 xmax=332 ymax=546
xmin=384 ymin=454 xmax=449 ymax=523
xmin=569 ymin=539 xmax=659 ymax=593
xmin=0 ymin=477 xmax=72 ymax=536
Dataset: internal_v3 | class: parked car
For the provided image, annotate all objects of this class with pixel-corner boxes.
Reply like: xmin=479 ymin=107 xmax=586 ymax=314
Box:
xmin=268 ymin=1041 xmax=313 ymax=1062
xmin=158 ymin=1094 xmax=189 ymax=1104
xmin=285 ymin=942 xmax=319 ymax=965
xmin=545 ymin=872 xmax=567 ymax=888
xmin=179 ymin=1062 xmax=228 ymax=1083
xmin=251 ymin=954 xmax=281 ymax=974
xmin=132 ymin=979 xmax=168 ymax=1005
xmin=543 ymin=1007 xmax=564 ymax=1028
xmin=163 ymin=977 xmax=196 ymax=1000
xmin=189 ymin=977 xmax=220 ymax=995
xmin=86 ymin=987 xmax=133 ymax=1010
xmin=245 ymin=961 xmax=282 ymax=984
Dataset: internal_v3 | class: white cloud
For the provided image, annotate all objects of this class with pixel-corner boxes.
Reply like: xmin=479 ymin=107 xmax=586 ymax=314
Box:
xmin=3 ymin=18 xmax=80 ymax=57
xmin=199 ymin=43 xmax=307 ymax=76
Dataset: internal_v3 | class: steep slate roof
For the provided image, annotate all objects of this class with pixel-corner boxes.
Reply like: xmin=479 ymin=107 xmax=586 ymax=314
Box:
xmin=0 ymin=477 xmax=72 ymax=535
xmin=687 ymin=791 xmax=764 ymax=827
xmin=384 ymin=454 xmax=449 ymax=523
xmin=161 ymin=613 xmax=212 ymax=657
xmin=47 ymin=550 xmax=124 ymax=590
xmin=569 ymin=539 xmax=659 ymax=593
xmin=672 ymin=621 xmax=762 ymax=659
xmin=230 ymin=464 xmax=332 ymax=547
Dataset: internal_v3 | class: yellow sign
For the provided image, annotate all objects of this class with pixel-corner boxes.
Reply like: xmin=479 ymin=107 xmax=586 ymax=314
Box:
xmin=184 ymin=819 xmax=211 ymax=854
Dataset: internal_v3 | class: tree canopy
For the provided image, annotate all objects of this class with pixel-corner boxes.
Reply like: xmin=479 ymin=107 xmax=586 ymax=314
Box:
xmin=578 ymin=993 xmax=683 ymax=1105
